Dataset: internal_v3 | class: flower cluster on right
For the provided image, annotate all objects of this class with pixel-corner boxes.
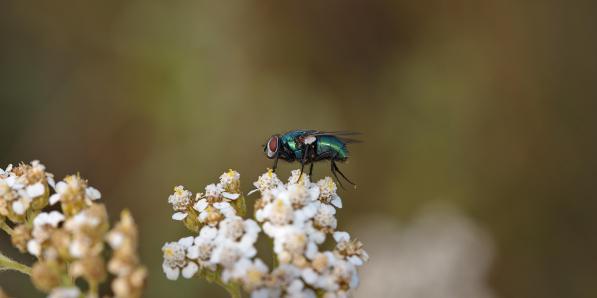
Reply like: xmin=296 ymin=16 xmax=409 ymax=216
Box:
xmin=162 ymin=169 xmax=368 ymax=298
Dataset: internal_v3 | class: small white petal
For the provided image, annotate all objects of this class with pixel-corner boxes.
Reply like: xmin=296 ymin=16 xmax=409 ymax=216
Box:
xmin=85 ymin=187 xmax=101 ymax=200
xmin=247 ymin=189 xmax=259 ymax=196
xmin=333 ymin=231 xmax=350 ymax=243
xmin=12 ymin=201 xmax=26 ymax=215
xmin=3 ymin=176 xmax=14 ymax=186
xmin=222 ymin=192 xmax=240 ymax=200
xmin=187 ymin=245 xmax=199 ymax=259
xmin=193 ymin=199 xmax=208 ymax=212
xmin=178 ymin=236 xmax=194 ymax=248
xmin=163 ymin=263 xmax=180 ymax=280
xmin=27 ymin=240 xmax=41 ymax=256
xmin=49 ymin=194 xmax=61 ymax=205
xmin=47 ymin=211 xmax=65 ymax=226
xmin=26 ymin=183 xmax=45 ymax=197
xmin=171 ymin=212 xmax=187 ymax=221
xmin=302 ymin=268 xmax=318 ymax=284
xmin=331 ymin=196 xmax=343 ymax=208
xmin=47 ymin=176 xmax=56 ymax=188
xmin=55 ymin=181 xmax=68 ymax=193
xmin=199 ymin=226 xmax=218 ymax=240
xmin=182 ymin=262 xmax=199 ymax=278
xmin=348 ymin=255 xmax=364 ymax=266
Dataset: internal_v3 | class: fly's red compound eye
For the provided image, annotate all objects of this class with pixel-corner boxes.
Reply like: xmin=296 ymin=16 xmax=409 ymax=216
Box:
xmin=267 ymin=136 xmax=278 ymax=158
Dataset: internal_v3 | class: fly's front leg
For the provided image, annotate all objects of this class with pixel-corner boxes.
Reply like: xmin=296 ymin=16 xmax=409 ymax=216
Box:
xmin=272 ymin=154 xmax=279 ymax=172
xmin=299 ymin=145 xmax=309 ymax=181
xmin=309 ymin=163 xmax=314 ymax=176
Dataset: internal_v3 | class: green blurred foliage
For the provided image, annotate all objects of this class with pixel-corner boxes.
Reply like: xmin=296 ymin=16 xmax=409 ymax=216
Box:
xmin=1 ymin=1 xmax=596 ymax=297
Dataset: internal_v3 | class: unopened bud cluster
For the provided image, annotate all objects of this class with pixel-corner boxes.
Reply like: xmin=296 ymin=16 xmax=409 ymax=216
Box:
xmin=163 ymin=169 xmax=368 ymax=298
xmin=0 ymin=161 xmax=146 ymax=298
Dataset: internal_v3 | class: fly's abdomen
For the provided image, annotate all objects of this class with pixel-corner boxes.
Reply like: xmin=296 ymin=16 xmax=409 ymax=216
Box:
xmin=316 ymin=136 xmax=349 ymax=160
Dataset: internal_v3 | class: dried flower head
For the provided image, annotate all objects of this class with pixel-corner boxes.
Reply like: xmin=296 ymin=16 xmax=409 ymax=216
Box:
xmin=0 ymin=161 xmax=145 ymax=298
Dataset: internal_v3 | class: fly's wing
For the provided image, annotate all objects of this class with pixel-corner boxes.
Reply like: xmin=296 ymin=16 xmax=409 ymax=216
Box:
xmin=305 ymin=130 xmax=363 ymax=144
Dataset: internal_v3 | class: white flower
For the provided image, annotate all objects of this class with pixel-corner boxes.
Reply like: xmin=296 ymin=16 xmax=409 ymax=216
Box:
xmin=49 ymin=175 xmax=100 ymax=206
xmin=27 ymin=211 xmax=65 ymax=256
xmin=288 ymin=169 xmax=312 ymax=187
xmin=219 ymin=170 xmax=240 ymax=187
xmin=223 ymin=258 xmax=268 ymax=290
xmin=313 ymin=203 xmax=337 ymax=231
xmin=259 ymin=197 xmax=293 ymax=225
xmin=250 ymin=169 xmax=282 ymax=195
xmin=316 ymin=177 xmax=342 ymax=208
xmin=333 ymin=231 xmax=369 ymax=266
xmin=162 ymin=237 xmax=194 ymax=280
xmin=205 ymin=183 xmax=224 ymax=198
xmin=48 ymin=287 xmax=81 ymax=298
xmin=168 ymin=185 xmax=193 ymax=221
xmin=187 ymin=226 xmax=218 ymax=270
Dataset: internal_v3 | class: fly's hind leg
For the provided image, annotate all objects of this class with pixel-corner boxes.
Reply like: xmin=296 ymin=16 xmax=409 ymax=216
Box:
xmin=330 ymin=159 xmax=345 ymax=189
xmin=308 ymin=163 xmax=314 ymax=176
xmin=333 ymin=160 xmax=356 ymax=186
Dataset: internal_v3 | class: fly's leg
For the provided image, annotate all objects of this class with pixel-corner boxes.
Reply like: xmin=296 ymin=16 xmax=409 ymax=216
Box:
xmin=332 ymin=160 xmax=356 ymax=186
xmin=272 ymin=154 xmax=279 ymax=172
xmin=330 ymin=159 xmax=345 ymax=189
xmin=308 ymin=163 xmax=314 ymax=176
xmin=298 ymin=145 xmax=309 ymax=181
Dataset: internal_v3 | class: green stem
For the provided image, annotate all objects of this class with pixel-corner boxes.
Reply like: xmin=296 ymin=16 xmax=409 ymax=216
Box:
xmin=203 ymin=268 xmax=242 ymax=298
xmin=0 ymin=221 xmax=13 ymax=235
xmin=214 ymin=277 xmax=241 ymax=298
xmin=0 ymin=251 xmax=32 ymax=276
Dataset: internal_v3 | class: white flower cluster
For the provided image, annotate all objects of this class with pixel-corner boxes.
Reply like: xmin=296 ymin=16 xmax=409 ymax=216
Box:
xmin=0 ymin=161 xmax=52 ymax=221
xmin=167 ymin=170 xmax=243 ymax=232
xmin=163 ymin=169 xmax=368 ymax=298
xmin=0 ymin=161 xmax=146 ymax=298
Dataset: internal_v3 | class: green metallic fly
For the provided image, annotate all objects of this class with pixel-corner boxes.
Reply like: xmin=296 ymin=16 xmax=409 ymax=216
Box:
xmin=263 ymin=129 xmax=360 ymax=188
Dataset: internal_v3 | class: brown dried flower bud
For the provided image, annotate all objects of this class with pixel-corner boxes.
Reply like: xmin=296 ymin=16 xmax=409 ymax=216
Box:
xmin=69 ymin=255 xmax=107 ymax=284
xmin=10 ymin=224 xmax=32 ymax=253
xmin=31 ymin=261 xmax=62 ymax=293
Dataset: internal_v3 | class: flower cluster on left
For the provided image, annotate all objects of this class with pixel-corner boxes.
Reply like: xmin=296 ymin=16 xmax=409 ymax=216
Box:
xmin=0 ymin=161 xmax=146 ymax=298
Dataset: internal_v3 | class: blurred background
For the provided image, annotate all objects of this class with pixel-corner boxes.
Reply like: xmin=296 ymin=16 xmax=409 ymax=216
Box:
xmin=1 ymin=1 xmax=596 ymax=297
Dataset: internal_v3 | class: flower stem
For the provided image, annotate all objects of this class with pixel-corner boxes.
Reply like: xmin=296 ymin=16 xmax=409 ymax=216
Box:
xmin=204 ymin=268 xmax=242 ymax=298
xmin=214 ymin=277 xmax=241 ymax=298
xmin=0 ymin=221 xmax=13 ymax=235
xmin=0 ymin=251 xmax=32 ymax=276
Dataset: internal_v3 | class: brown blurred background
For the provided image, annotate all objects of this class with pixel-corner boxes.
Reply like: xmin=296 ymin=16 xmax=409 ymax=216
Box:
xmin=1 ymin=1 xmax=596 ymax=297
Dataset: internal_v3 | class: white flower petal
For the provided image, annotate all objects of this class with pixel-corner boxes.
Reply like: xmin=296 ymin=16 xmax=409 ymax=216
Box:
xmin=172 ymin=212 xmax=188 ymax=221
xmin=49 ymin=194 xmax=61 ymax=205
xmin=199 ymin=226 xmax=218 ymax=240
xmin=333 ymin=231 xmax=350 ymax=243
xmin=26 ymin=183 xmax=45 ymax=197
xmin=163 ymin=263 xmax=180 ymax=280
xmin=302 ymin=268 xmax=318 ymax=284
xmin=182 ymin=262 xmax=199 ymax=278
xmin=331 ymin=196 xmax=343 ymax=208
xmin=178 ymin=236 xmax=194 ymax=248
xmin=348 ymin=255 xmax=364 ymax=266
xmin=222 ymin=192 xmax=240 ymax=200
xmin=55 ymin=181 xmax=67 ymax=193
xmin=12 ymin=201 xmax=26 ymax=215
xmin=193 ymin=199 xmax=208 ymax=212
xmin=85 ymin=186 xmax=101 ymax=200
xmin=27 ymin=240 xmax=41 ymax=256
